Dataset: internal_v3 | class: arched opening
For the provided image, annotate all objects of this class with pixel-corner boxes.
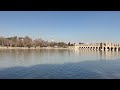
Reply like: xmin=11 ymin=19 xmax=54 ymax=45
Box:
xmin=88 ymin=47 xmax=89 ymax=49
xmin=104 ymin=47 xmax=106 ymax=51
xmin=118 ymin=47 xmax=120 ymax=51
xmin=111 ymin=47 xmax=113 ymax=51
xmin=96 ymin=47 xmax=98 ymax=50
xmin=90 ymin=47 xmax=92 ymax=50
xmin=114 ymin=47 xmax=117 ymax=51
xmin=107 ymin=47 xmax=110 ymax=50
xmin=98 ymin=47 xmax=101 ymax=50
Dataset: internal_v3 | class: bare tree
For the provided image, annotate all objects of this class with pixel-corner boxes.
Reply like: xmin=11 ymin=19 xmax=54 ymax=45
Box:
xmin=18 ymin=37 xmax=24 ymax=47
xmin=0 ymin=36 xmax=68 ymax=48
xmin=23 ymin=36 xmax=32 ymax=48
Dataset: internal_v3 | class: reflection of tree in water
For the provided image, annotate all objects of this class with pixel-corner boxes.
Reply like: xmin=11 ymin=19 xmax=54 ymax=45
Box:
xmin=0 ymin=49 xmax=34 ymax=64
xmin=34 ymin=49 xmax=49 ymax=57
xmin=0 ymin=49 xmax=10 ymax=60
xmin=56 ymin=49 xmax=68 ymax=56
xmin=46 ymin=49 xmax=68 ymax=57
xmin=21 ymin=49 xmax=33 ymax=61
xmin=68 ymin=49 xmax=74 ymax=56
xmin=0 ymin=49 xmax=17 ymax=58
xmin=0 ymin=49 xmax=21 ymax=63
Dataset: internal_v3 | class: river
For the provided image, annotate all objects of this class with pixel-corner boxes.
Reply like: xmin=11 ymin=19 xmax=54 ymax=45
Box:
xmin=0 ymin=49 xmax=120 ymax=79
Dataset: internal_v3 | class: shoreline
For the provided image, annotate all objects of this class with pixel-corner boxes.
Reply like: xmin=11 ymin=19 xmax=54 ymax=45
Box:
xmin=0 ymin=47 xmax=74 ymax=50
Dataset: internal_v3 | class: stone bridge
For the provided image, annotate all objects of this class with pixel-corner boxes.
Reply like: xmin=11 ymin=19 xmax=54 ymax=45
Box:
xmin=74 ymin=43 xmax=120 ymax=51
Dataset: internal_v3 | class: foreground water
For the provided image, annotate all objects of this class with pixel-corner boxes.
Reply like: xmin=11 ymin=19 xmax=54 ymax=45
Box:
xmin=0 ymin=49 xmax=120 ymax=79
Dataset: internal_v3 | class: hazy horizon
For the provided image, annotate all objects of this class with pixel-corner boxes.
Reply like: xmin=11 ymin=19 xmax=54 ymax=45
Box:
xmin=0 ymin=11 xmax=120 ymax=44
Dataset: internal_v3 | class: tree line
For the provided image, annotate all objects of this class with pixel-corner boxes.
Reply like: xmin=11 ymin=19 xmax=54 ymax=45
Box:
xmin=0 ymin=36 xmax=75 ymax=48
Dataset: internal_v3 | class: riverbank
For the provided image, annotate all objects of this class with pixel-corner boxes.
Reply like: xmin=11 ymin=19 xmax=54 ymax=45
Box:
xmin=0 ymin=46 xmax=74 ymax=50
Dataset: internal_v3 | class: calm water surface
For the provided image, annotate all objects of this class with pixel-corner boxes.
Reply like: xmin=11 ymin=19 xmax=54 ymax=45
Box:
xmin=0 ymin=49 xmax=120 ymax=79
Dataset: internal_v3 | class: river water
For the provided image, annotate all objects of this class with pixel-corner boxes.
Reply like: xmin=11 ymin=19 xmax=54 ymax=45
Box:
xmin=0 ymin=49 xmax=120 ymax=79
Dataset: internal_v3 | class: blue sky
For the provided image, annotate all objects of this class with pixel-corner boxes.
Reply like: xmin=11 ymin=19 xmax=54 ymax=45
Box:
xmin=0 ymin=11 xmax=120 ymax=43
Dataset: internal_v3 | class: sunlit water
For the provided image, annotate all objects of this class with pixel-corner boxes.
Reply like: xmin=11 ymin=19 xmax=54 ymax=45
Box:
xmin=0 ymin=49 xmax=120 ymax=79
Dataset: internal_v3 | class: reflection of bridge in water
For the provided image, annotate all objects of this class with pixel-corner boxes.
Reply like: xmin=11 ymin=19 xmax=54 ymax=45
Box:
xmin=74 ymin=47 xmax=120 ymax=60
xmin=74 ymin=43 xmax=120 ymax=51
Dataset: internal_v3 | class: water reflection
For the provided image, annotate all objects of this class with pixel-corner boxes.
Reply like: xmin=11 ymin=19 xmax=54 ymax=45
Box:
xmin=0 ymin=49 xmax=120 ymax=69
xmin=75 ymin=49 xmax=120 ymax=60
xmin=0 ymin=49 xmax=120 ymax=78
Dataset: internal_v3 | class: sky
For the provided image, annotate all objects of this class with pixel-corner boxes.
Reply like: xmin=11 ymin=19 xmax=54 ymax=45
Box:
xmin=0 ymin=11 xmax=120 ymax=43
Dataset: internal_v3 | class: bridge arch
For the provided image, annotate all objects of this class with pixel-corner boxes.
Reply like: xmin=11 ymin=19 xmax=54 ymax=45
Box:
xmin=114 ymin=47 xmax=117 ymax=51
xmin=118 ymin=47 xmax=120 ymax=51
xmin=107 ymin=47 xmax=110 ymax=50
xmin=96 ymin=47 xmax=98 ymax=49
xmin=104 ymin=47 xmax=106 ymax=51
xmin=111 ymin=47 xmax=113 ymax=51
xmin=75 ymin=43 xmax=120 ymax=51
